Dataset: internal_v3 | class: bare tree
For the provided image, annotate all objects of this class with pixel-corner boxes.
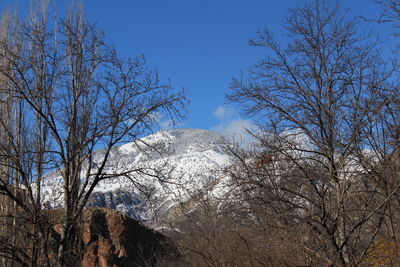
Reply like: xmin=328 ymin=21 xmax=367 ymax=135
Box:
xmin=0 ymin=1 xmax=186 ymax=266
xmin=228 ymin=0 xmax=400 ymax=265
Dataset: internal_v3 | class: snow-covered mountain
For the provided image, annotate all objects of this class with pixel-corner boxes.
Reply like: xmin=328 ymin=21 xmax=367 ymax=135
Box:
xmin=40 ymin=128 xmax=234 ymax=223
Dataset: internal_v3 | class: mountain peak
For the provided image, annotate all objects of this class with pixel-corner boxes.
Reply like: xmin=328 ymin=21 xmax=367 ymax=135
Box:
xmin=159 ymin=128 xmax=222 ymax=139
xmin=41 ymin=128 xmax=233 ymax=223
xmin=145 ymin=128 xmax=224 ymax=146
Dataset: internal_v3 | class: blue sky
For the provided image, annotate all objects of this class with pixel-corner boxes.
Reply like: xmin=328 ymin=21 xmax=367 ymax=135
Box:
xmin=1 ymin=0 xmax=392 ymax=141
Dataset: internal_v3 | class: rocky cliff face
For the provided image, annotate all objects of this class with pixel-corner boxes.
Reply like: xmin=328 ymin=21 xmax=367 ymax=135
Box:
xmin=49 ymin=208 xmax=177 ymax=267
xmin=80 ymin=208 xmax=177 ymax=267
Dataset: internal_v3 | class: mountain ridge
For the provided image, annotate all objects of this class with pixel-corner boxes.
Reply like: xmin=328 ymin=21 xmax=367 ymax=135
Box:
xmin=40 ymin=128 xmax=234 ymax=223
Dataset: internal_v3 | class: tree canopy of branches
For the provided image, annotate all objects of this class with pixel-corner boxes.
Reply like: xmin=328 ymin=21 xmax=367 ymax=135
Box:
xmin=227 ymin=0 xmax=400 ymax=266
xmin=0 ymin=1 xmax=186 ymax=266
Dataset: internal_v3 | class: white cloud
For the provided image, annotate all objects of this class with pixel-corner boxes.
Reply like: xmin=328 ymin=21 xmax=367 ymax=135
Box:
xmin=160 ymin=119 xmax=185 ymax=130
xmin=213 ymin=105 xmax=236 ymax=121
xmin=211 ymin=105 xmax=257 ymax=147
xmin=160 ymin=119 xmax=174 ymax=129
xmin=212 ymin=119 xmax=256 ymax=145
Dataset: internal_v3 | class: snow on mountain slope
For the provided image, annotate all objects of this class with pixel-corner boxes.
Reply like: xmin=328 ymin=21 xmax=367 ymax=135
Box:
xmin=40 ymin=129 xmax=234 ymax=223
